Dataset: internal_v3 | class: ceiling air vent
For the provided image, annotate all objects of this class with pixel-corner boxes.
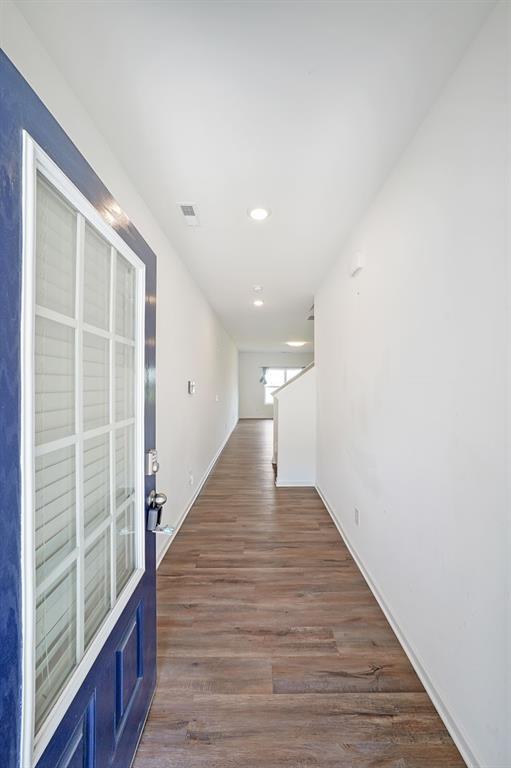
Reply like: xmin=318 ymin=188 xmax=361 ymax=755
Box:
xmin=178 ymin=202 xmax=200 ymax=227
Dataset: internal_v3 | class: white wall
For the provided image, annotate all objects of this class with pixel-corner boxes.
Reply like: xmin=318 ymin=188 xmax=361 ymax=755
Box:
xmin=315 ymin=5 xmax=509 ymax=767
xmin=275 ymin=367 xmax=316 ymax=486
xmin=239 ymin=351 xmax=313 ymax=418
xmin=0 ymin=0 xmax=239 ymax=564
xmin=157 ymin=272 xmax=238 ymax=548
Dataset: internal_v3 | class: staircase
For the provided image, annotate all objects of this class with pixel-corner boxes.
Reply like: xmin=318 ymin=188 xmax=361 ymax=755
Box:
xmin=272 ymin=362 xmax=315 ymax=487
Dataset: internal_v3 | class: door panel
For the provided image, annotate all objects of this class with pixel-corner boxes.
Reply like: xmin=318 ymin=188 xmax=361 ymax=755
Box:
xmin=54 ymin=697 xmax=95 ymax=768
xmin=0 ymin=50 xmax=157 ymax=768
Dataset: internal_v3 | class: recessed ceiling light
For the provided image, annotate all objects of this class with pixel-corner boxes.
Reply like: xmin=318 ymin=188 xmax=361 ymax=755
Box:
xmin=252 ymin=284 xmax=263 ymax=293
xmin=248 ymin=207 xmax=270 ymax=221
xmin=253 ymin=299 xmax=264 ymax=307
xmin=286 ymin=341 xmax=307 ymax=347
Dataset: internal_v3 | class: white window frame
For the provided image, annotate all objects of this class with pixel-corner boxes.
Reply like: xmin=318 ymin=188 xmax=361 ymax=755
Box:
xmin=21 ymin=132 xmax=146 ymax=767
xmin=264 ymin=367 xmax=303 ymax=404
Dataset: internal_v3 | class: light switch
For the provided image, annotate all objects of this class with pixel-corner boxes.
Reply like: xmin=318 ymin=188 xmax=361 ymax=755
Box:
xmin=350 ymin=250 xmax=364 ymax=276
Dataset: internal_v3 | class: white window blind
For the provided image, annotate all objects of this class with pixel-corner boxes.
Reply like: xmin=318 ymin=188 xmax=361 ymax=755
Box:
xmin=84 ymin=531 xmax=111 ymax=649
xmin=115 ymin=343 xmax=135 ymax=420
xmin=116 ymin=502 xmax=135 ymax=596
xmin=83 ymin=222 xmax=110 ymax=331
xmin=28 ymin=170 xmax=144 ymax=750
xmin=35 ymin=317 xmax=75 ymax=445
xmin=35 ymin=567 xmax=77 ymax=732
xmin=35 ymin=446 xmax=76 ymax=587
xmin=115 ymin=253 xmax=136 ymax=339
xmin=83 ymin=332 xmax=109 ymax=429
xmin=36 ymin=177 xmax=76 ymax=318
xmin=83 ymin=434 xmax=110 ymax=537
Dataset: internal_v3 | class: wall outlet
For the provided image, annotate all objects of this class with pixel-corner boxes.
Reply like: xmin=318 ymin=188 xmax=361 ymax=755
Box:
xmin=354 ymin=507 xmax=360 ymax=526
xmin=215 ymin=394 xmax=220 ymax=402
xmin=188 ymin=470 xmax=194 ymax=486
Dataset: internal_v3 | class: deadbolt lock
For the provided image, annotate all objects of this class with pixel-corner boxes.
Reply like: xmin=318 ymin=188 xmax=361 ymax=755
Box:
xmin=145 ymin=449 xmax=160 ymax=476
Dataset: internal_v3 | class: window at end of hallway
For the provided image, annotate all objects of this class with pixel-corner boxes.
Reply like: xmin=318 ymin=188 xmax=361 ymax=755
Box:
xmin=263 ymin=367 xmax=303 ymax=404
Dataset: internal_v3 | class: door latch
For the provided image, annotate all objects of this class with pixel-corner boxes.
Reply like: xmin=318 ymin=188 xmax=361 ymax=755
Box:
xmin=146 ymin=489 xmax=173 ymax=534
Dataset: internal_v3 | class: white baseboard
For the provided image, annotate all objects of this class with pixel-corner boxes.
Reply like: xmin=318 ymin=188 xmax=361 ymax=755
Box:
xmin=156 ymin=420 xmax=238 ymax=569
xmin=276 ymin=478 xmax=315 ymax=487
xmin=315 ymin=483 xmax=480 ymax=768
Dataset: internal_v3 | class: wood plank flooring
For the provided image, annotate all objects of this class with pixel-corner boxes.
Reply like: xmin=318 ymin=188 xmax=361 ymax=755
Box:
xmin=133 ymin=419 xmax=464 ymax=768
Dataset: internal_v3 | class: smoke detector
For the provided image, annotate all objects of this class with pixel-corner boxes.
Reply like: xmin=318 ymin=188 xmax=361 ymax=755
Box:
xmin=178 ymin=202 xmax=200 ymax=227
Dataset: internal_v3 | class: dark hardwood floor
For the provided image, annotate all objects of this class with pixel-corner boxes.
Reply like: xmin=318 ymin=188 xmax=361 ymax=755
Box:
xmin=133 ymin=419 xmax=464 ymax=768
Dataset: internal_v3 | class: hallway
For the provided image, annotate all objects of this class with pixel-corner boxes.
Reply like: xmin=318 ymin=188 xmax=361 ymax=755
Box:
xmin=134 ymin=420 xmax=464 ymax=768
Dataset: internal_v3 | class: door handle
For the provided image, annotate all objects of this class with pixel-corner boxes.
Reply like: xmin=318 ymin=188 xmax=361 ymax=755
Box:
xmin=150 ymin=491 xmax=167 ymax=508
xmin=146 ymin=490 xmax=173 ymax=534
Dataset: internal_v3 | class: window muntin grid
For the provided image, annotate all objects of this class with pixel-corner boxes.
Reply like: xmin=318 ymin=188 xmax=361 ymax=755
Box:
xmin=22 ymin=135 xmax=146 ymax=767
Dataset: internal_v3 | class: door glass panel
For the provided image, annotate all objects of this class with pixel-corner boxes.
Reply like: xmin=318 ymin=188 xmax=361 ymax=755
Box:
xmin=35 ymin=566 xmax=77 ymax=731
xmin=28 ymin=169 xmax=143 ymax=750
xmin=83 ymin=224 xmax=110 ymax=330
xmin=84 ymin=532 xmax=111 ymax=649
xmin=115 ymin=426 xmax=134 ymax=506
xmin=115 ymin=342 xmax=134 ymax=420
xmin=83 ymin=434 xmax=110 ymax=538
xmin=36 ymin=177 xmax=76 ymax=318
xmin=83 ymin=332 xmax=109 ymax=430
xmin=35 ymin=446 xmax=76 ymax=586
xmin=115 ymin=253 xmax=136 ymax=339
xmin=116 ymin=502 xmax=135 ymax=596
xmin=35 ymin=316 xmax=75 ymax=445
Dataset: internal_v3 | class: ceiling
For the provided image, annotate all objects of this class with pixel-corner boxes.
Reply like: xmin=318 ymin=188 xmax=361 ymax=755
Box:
xmin=16 ymin=0 xmax=492 ymax=352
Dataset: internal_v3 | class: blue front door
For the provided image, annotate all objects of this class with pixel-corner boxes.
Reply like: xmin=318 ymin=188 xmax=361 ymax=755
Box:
xmin=0 ymin=50 xmax=157 ymax=768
